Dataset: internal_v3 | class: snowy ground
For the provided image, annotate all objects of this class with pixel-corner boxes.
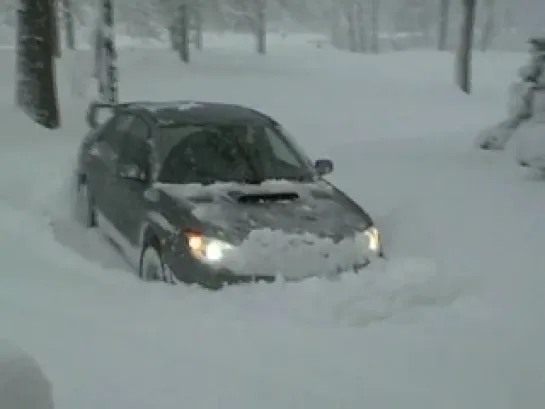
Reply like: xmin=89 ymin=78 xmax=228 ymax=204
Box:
xmin=1 ymin=34 xmax=545 ymax=409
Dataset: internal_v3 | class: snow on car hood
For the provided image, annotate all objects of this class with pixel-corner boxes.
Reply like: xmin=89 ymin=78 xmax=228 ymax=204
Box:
xmin=154 ymin=179 xmax=334 ymax=199
xmin=155 ymin=180 xmax=370 ymax=239
xmin=154 ymin=180 xmax=373 ymax=279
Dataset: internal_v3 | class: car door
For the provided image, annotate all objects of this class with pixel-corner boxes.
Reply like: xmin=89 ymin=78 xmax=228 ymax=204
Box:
xmin=109 ymin=114 xmax=153 ymax=248
xmin=85 ymin=113 xmax=132 ymax=223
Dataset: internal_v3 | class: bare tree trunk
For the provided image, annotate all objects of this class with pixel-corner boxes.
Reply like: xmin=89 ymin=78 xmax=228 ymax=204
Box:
xmin=16 ymin=0 xmax=60 ymax=129
xmin=479 ymin=0 xmax=495 ymax=51
xmin=63 ymin=0 xmax=75 ymax=49
xmin=51 ymin=0 xmax=60 ymax=57
xmin=370 ymin=0 xmax=379 ymax=53
xmin=455 ymin=0 xmax=476 ymax=94
xmin=176 ymin=4 xmax=190 ymax=62
xmin=344 ymin=3 xmax=357 ymax=52
xmin=354 ymin=2 xmax=366 ymax=52
xmin=330 ymin=0 xmax=343 ymax=49
xmin=255 ymin=0 xmax=266 ymax=54
xmin=98 ymin=0 xmax=117 ymax=102
xmin=193 ymin=3 xmax=203 ymax=50
xmin=93 ymin=25 xmax=101 ymax=79
xmin=437 ymin=0 xmax=450 ymax=50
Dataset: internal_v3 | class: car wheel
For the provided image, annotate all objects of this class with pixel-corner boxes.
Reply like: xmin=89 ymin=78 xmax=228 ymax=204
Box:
xmin=138 ymin=239 xmax=165 ymax=281
xmin=77 ymin=181 xmax=97 ymax=228
xmin=139 ymin=237 xmax=177 ymax=284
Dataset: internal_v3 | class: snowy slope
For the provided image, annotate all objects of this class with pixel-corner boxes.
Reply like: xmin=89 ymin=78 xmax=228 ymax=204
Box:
xmin=1 ymin=35 xmax=544 ymax=409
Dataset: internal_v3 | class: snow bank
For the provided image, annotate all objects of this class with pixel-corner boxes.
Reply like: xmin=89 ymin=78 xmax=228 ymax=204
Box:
xmin=0 ymin=341 xmax=54 ymax=409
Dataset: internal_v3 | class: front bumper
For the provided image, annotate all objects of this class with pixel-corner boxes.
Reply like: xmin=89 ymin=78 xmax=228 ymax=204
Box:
xmin=167 ymin=254 xmax=373 ymax=290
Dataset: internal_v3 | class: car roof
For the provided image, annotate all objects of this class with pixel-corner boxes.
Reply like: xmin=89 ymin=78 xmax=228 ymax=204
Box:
xmin=124 ymin=100 xmax=274 ymax=127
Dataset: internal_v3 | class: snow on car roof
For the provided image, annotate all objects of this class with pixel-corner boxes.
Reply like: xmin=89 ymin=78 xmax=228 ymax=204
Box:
xmin=127 ymin=100 xmax=273 ymax=126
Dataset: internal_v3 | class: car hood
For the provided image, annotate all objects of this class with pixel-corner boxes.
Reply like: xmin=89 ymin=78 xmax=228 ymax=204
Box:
xmin=154 ymin=180 xmax=371 ymax=243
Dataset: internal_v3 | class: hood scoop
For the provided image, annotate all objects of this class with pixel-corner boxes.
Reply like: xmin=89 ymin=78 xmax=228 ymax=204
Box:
xmin=310 ymin=189 xmax=334 ymax=199
xmin=232 ymin=191 xmax=300 ymax=204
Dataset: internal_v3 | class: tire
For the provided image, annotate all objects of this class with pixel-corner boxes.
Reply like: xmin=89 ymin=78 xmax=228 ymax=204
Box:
xmin=139 ymin=239 xmax=175 ymax=283
xmin=77 ymin=181 xmax=97 ymax=228
xmin=139 ymin=241 xmax=163 ymax=282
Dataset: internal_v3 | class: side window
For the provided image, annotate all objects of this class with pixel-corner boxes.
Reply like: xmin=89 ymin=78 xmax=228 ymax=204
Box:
xmin=114 ymin=115 xmax=133 ymax=133
xmin=263 ymin=127 xmax=301 ymax=167
xmin=98 ymin=113 xmax=130 ymax=154
xmin=119 ymin=116 xmax=151 ymax=169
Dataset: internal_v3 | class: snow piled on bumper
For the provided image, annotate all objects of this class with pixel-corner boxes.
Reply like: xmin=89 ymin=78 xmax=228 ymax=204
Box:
xmin=220 ymin=228 xmax=374 ymax=280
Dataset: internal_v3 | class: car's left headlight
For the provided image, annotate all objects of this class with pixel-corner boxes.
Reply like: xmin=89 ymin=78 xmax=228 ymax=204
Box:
xmin=185 ymin=231 xmax=234 ymax=263
xmin=362 ymin=226 xmax=382 ymax=255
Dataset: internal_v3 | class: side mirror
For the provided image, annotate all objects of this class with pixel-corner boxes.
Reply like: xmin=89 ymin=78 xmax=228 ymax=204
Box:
xmin=86 ymin=101 xmax=115 ymax=128
xmin=314 ymin=159 xmax=334 ymax=176
xmin=116 ymin=163 xmax=148 ymax=183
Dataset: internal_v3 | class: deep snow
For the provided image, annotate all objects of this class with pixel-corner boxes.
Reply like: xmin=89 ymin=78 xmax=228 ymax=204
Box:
xmin=0 ymin=33 xmax=544 ymax=409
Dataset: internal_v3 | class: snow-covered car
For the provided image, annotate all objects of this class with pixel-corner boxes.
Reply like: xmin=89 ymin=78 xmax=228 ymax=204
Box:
xmin=75 ymin=100 xmax=383 ymax=289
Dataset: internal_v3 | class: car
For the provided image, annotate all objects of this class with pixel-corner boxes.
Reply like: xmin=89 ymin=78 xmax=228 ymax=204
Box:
xmin=75 ymin=100 xmax=383 ymax=289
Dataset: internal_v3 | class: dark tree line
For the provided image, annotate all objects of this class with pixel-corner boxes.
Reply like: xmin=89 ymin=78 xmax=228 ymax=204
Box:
xmin=12 ymin=0 xmax=489 ymax=129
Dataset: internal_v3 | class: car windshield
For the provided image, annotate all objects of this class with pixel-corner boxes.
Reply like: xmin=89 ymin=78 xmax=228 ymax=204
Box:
xmin=156 ymin=123 xmax=316 ymax=184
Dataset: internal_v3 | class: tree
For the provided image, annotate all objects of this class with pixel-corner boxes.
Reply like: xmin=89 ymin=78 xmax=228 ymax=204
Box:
xmin=369 ymin=0 xmax=379 ymax=53
xmin=63 ymin=0 xmax=75 ymax=49
xmin=193 ymin=2 xmax=203 ymax=50
xmin=479 ymin=0 xmax=495 ymax=51
xmin=455 ymin=0 xmax=476 ymax=94
xmin=95 ymin=0 xmax=118 ymax=102
xmin=49 ymin=0 xmax=61 ymax=57
xmin=16 ymin=0 xmax=60 ymax=129
xmin=354 ymin=2 xmax=366 ymax=52
xmin=437 ymin=0 xmax=450 ymax=50
xmin=173 ymin=3 xmax=190 ymax=62
xmin=339 ymin=1 xmax=366 ymax=53
xmin=343 ymin=2 xmax=357 ymax=52
xmin=255 ymin=0 xmax=266 ymax=54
